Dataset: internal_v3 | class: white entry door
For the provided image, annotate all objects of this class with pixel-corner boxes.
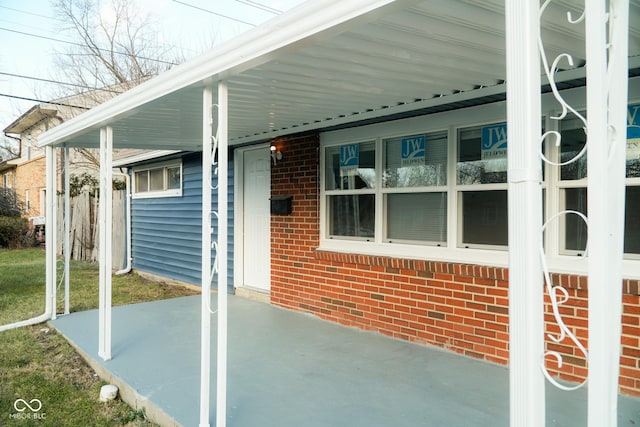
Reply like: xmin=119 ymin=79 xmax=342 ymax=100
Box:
xmin=241 ymin=147 xmax=271 ymax=292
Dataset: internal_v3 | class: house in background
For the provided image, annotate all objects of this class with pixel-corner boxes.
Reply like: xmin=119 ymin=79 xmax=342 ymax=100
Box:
xmin=2 ymin=97 xmax=102 ymax=218
xmin=2 ymin=105 xmax=61 ymax=225
xmin=37 ymin=1 xmax=640 ymax=424
xmin=2 ymin=93 xmax=124 ymax=248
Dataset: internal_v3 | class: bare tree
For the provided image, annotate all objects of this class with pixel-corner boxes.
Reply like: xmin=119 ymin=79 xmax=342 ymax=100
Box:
xmin=48 ymin=0 xmax=185 ymax=168
xmin=0 ymin=135 xmax=20 ymax=161
xmin=52 ymin=0 xmax=182 ymax=99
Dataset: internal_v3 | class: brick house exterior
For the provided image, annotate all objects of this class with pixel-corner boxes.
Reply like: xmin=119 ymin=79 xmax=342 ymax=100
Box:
xmin=3 ymin=101 xmax=103 ymax=226
xmin=14 ymin=156 xmax=47 ymax=218
xmin=269 ymin=132 xmax=640 ymax=398
xmin=2 ymin=106 xmax=58 ymax=223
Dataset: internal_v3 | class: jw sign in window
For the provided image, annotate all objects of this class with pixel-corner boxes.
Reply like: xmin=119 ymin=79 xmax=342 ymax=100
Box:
xmin=319 ymin=94 xmax=640 ymax=269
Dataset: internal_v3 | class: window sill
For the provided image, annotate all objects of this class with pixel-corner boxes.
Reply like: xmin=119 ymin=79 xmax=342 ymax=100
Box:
xmin=317 ymin=239 xmax=640 ymax=283
xmin=132 ymin=190 xmax=182 ymax=199
xmin=318 ymin=239 xmax=509 ymax=269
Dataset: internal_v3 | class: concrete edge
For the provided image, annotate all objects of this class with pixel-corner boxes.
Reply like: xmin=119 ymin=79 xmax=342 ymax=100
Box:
xmin=47 ymin=321 xmax=182 ymax=427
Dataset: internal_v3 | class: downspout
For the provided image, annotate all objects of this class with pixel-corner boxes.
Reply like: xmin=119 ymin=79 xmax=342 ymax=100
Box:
xmin=0 ymin=312 xmax=52 ymax=332
xmin=0 ymin=146 xmax=57 ymax=332
xmin=114 ymin=170 xmax=132 ymax=275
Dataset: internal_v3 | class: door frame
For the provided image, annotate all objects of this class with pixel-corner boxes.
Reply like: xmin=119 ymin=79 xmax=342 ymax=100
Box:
xmin=233 ymin=143 xmax=271 ymax=293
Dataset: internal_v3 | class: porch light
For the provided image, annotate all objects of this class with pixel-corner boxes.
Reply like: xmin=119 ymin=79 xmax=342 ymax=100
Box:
xmin=270 ymin=144 xmax=282 ymax=165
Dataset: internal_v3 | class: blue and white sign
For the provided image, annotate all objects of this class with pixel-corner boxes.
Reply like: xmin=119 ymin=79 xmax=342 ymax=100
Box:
xmin=629 ymin=103 xmax=640 ymax=142
xmin=481 ymin=123 xmax=508 ymax=160
xmin=340 ymin=144 xmax=359 ymax=170
xmin=401 ymin=135 xmax=426 ymax=167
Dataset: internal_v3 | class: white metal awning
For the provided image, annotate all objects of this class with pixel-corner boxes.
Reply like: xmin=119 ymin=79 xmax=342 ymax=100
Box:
xmin=38 ymin=1 xmax=639 ymax=427
xmin=38 ymin=0 xmax=640 ymax=151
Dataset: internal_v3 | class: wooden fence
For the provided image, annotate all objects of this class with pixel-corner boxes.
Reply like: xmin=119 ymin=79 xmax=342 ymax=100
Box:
xmin=56 ymin=190 xmax=126 ymax=269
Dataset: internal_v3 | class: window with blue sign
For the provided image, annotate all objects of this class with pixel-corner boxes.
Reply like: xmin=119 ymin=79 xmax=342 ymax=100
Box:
xmin=383 ymin=132 xmax=447 ymax=187
xmin=325 ymin=141 xmax=375 ymax=238
xmin=457 ymin=123 xmax=508 ymax=185
xmin=325 ymin=141 xmax=375 ymax=190
xmin=383 ymin=131 xmax=448 ymax=244
xmin=457 ymin=123 xmax=508 ymax=247
xmin=320 ymin=97 xmax=640 ymax=259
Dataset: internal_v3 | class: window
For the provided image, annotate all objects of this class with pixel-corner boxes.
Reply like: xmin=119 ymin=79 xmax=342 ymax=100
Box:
xmin=325 ymin=141 xmax=376 ymax=239
xmin=457 ymin=123 xmax=508 ymax=247
xmin=558 ymin=103 xmax=640 ymax=256
xmin=133 ymin=161 xmax=182 ymax=198
xmin=383 ymin=132 xmax=448 ymax=244
xmin=319 ymin=94 xmax=640 ymax=272
xmin=324 ymin=132 xmax=448 ymax=245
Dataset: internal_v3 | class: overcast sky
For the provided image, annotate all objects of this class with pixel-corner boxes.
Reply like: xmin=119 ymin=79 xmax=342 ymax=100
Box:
xmin=0 ymin=0 xmax=305 ymax=133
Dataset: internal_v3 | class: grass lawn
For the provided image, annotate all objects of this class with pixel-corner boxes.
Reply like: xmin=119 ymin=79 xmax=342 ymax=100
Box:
xmin=0 ymin=248 xmax=199 ymax=426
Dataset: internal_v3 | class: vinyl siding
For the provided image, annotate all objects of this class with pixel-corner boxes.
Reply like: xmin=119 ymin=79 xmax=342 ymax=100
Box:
xmin=131 ymin=151 xmax=234 ymax=291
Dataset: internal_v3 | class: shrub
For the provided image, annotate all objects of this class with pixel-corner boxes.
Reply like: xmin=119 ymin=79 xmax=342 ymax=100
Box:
xmin=0 ymin=187 xmax=24 ymax=216
xmin=0 ymin=216 xmax=30 ymax=248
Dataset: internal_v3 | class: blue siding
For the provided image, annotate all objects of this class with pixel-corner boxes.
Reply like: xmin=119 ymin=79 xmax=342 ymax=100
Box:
xmin=131 ymin=151 xmax=234 ymax=292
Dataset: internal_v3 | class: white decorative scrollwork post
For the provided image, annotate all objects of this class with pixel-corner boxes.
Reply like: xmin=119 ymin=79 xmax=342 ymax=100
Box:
xmin=585 ymin=0 xmax=628 ymax=425
xmin=538 ymin=1 xmax=629 ymax=426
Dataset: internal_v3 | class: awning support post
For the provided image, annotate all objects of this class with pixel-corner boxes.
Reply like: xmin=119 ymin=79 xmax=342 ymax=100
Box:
xmin=200 ymin=85 xmax=213 ymax=427
xmin=216 ymin=81 xmax=229 ymax=427
xmin=586 ymin=1 xmax=628 ymax=425
xmin=45 ymin=146 xmax=57 ymax=321
xmin=64 ymin=147 xmax=71 ymax=315
xmin=200 ymin=82 xmax=229 ymax=427
xmin=98 ymin=126 xmax=113 ymax=361
xmin=505 ymin=1 xmax=545 ymax=426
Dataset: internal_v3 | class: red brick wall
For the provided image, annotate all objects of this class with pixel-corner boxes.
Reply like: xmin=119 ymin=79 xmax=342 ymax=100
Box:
xmin=269 ymin=133 xmax=640 ymax=397
xmin=15 ymin=156 xmax=46 ymax=217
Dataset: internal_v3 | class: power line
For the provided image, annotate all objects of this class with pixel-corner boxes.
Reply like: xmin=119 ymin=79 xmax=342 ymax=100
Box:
xmin=170 ymin=0 xmax=256 ymax=27
xmin=234 ymin=0 xmax=282 ymax=14
xmin=0 ymin=71 xmax=123 ymax=94
xmin=0 ymin=26 xmax=179 ymax=66
xmin=0 ymin=93 xmax=91 ymax=110
xmin=0 ymin=5 xmax=60 ymax=22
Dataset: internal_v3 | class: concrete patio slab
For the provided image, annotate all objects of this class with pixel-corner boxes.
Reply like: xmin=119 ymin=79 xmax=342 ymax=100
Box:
xmin=50 ymin=295 xmax=640 ymax=427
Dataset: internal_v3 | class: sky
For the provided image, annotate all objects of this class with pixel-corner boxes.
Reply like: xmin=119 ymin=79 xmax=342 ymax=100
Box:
xmin=0 ymin=0 xmax=306 ymax=134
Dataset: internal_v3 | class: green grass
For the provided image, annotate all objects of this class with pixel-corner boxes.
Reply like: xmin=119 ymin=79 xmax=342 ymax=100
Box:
xmin=0 ymin=248 xmax=199 ymax=426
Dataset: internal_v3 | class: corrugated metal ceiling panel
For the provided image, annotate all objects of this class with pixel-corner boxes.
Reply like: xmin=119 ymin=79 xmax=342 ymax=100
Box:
xmin=40 ymin=0 xmax=640 ymax=150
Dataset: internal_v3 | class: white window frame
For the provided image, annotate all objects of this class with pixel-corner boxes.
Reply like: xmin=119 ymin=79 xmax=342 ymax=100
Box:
xmin=555 ymin=102 xmax=640 ymax=261
xmin=381 ymin=130 xmax=449 ymax=247
xmin=320 ymin=102 xmax=510 ymax=268
xmin=132 ymin=159 xmax=182 ymax=199
xmin=324 ymin=138 xmax=377 ymax=242
xmin=454 ymin=121 xmax=510 ymax=251
xmin=320 ymin=80 xmax=640 ymax=277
